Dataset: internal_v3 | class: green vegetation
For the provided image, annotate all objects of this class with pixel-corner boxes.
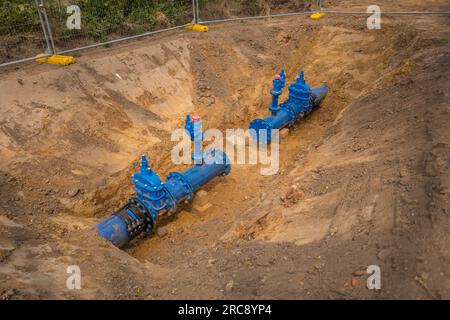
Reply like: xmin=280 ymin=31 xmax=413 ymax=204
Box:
xmin=0 ymin=0 xmax=307 ymax=39
xmin=0 ymin=0 xmax=193 ymax=37
xmin=0 ymin=0 xmax=42 ymax=34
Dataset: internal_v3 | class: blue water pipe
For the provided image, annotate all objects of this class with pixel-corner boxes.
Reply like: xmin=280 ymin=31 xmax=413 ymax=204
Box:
xmin=185 ymin=114 xmax=203 ymax=165
xmin=249 ymin=69 xmax=328 ymax=143
xmin=92 ymin=116 xmax=230 ymax=248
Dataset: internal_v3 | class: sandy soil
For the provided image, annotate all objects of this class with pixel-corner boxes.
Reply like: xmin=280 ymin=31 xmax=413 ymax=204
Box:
xmin=0 ymin=0 xmax=449 ymax=299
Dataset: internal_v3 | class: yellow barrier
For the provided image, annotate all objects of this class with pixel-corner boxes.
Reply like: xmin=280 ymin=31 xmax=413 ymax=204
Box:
xmin=310 ymin=12 xmax=326 ymax=20
xmin=36 ymin=54 xmax=76 ymax=66
xmin=185 ymin=24 xmax=209 ymax=32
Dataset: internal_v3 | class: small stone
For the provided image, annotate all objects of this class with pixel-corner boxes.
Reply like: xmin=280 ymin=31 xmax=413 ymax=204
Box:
xmin=192 ymin=202 xmax=212 ymax=214
xmin=225 ymin=280 xmax=234 ymax=292
xmin=192 ymin=190 xmax=211 ymax=213
xmin=329 ymin=227 xmax=338 ymax=236
xmin=377 ymin=248 xmax=391 ymax=261
xmin=399 ymin=168 xmax=408 ymax=177
xmin=314 ymin=263 xmax=325 ymax=270
xmin=280 ymin=128 xmax=290 ymax=139
xmin=283 ymin=185 xmax=304 ymax=207
xmin=207 ymin=259 xmax=217 ymax=267
xmin=351 ymin=277 xmax=361 ymax=287
xmin=68 ymin=188 xmax=80 ymax=197
xmin=416 ymin=255 xmax=425 ymax=262
xmin=420 ymin=272 xmax=429 ymax=281
xmin=352 ymin=269 xmax=367 ymax=277
xmin=156 ymin=227 xmax=168 ymax=238
xmin=194 ymin=190 xmax=209 ymax=207
xmin=0 ymin=288 xmax=16 ymax=300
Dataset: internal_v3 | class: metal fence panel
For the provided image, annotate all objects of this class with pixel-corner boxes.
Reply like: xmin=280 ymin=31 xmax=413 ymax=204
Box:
xmin=196 ymin=0 xmax=314 ymax=23
xmin=0 ymin=0 xmax=49 ymax=65
xmin=3 ymin=1 xmax=449 ymax=68
xmin=43 ymin=0 xmax=194 ymax=54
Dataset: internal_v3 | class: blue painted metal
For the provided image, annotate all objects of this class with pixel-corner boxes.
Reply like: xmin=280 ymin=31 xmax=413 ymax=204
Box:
xmin=249 ymin=70 xmax=328 ymax=143
xmin=92 ymin=139 xmax=231 ymax=247
xmin=185 ymin=114 xmax=203 ymax=164
xmin=95 ymin=214 xmax=130 ymax=248
xmin=269 ymin=70 xmax=286 ymax=116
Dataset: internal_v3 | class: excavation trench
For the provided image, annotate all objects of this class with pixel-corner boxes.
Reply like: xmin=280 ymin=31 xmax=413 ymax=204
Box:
xmin=100 ymin=19 xmax=414 ymax=262
xmin=1 ymin=12 xmax=447 ymax=299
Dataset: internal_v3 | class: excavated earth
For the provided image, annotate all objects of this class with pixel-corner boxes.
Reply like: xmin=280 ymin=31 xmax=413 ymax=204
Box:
xmin=0 ymin=0 xmax=449 ymax=299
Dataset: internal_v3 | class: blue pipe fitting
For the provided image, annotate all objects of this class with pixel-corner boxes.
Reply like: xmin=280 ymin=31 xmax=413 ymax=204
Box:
xmin=185 ymin=115 xmax=203 ymax=164
xmin=269 ymin=69 xmax=286 ymax=116
xmin=93 ymin=149 xmax=230 ymax=248
xmin=249 ymin=70 xmax=328 ymax=144
xmin=311 ymin=85 xmax=329 ymax=107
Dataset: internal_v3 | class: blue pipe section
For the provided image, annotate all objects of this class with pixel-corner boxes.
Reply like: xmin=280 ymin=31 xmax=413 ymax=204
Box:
xmin=269 ymin=69 xmax=286 ymax=116
xmin=249 ymin=70 xmax=328 ymax=143
xmin=185 ymin=115 xmax=204 ymax=165
xmin=93 ymin=150 xmax=230 ymax=248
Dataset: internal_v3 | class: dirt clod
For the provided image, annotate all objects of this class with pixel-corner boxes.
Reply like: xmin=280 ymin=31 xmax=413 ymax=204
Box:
xmin=225 ymin=280 xmax=234 ymax=292
xmin=156 ymin=227 xmax=168 ymax=238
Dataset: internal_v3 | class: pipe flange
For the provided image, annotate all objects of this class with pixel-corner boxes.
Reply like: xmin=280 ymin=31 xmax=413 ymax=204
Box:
xmin=249 ymin=118 xmax=273 ymax=143
xmin=129 ymin=197 xmax=155 ymax=234
xmin=281 ymin=103 xmax=300 ymax=126
xmin=167 ymin=172 xmax=194 ymax=202
xmin=113 ymin=198 xmax=155 ymax=238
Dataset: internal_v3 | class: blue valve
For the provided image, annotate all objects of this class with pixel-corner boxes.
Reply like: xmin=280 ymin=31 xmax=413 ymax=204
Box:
xmin=250 ymin=69 xmax=328 ymax=143
xmin=92 ymin=117 xmax=231 ymax=248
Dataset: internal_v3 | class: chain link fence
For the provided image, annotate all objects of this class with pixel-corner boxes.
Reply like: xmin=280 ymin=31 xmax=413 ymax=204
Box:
xmin=196 ymin=0 xmax=317 ymax=23
xmin=0 ymin=0 xmax=50 ymax=65
xmin=0 ymin=0 xmax=198 ymax=67
xmin=2 ymin=0 xmax=393 ymax=69
xmin=0 ymin=1 xmax=325 ymax=68
xmin=45 ymin=0 xmax=194 ymax=53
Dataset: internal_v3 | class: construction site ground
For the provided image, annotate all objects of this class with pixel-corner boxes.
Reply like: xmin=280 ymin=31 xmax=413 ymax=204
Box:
xmin=0 ymin=0 xmax=449 ymax=299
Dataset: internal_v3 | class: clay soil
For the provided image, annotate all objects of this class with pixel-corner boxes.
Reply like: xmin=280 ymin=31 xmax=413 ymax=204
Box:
xmin=0 ymin=0 xmax=449 ymax=299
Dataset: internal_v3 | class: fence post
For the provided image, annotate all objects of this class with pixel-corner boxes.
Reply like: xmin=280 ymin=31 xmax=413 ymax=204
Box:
xmin=196 ymin=0 xmax=200 ymax=23
xmin=192 ymin=0 xmax=200 ymax=24
xmin=35 ymin=0 xmax=56 ymax=54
